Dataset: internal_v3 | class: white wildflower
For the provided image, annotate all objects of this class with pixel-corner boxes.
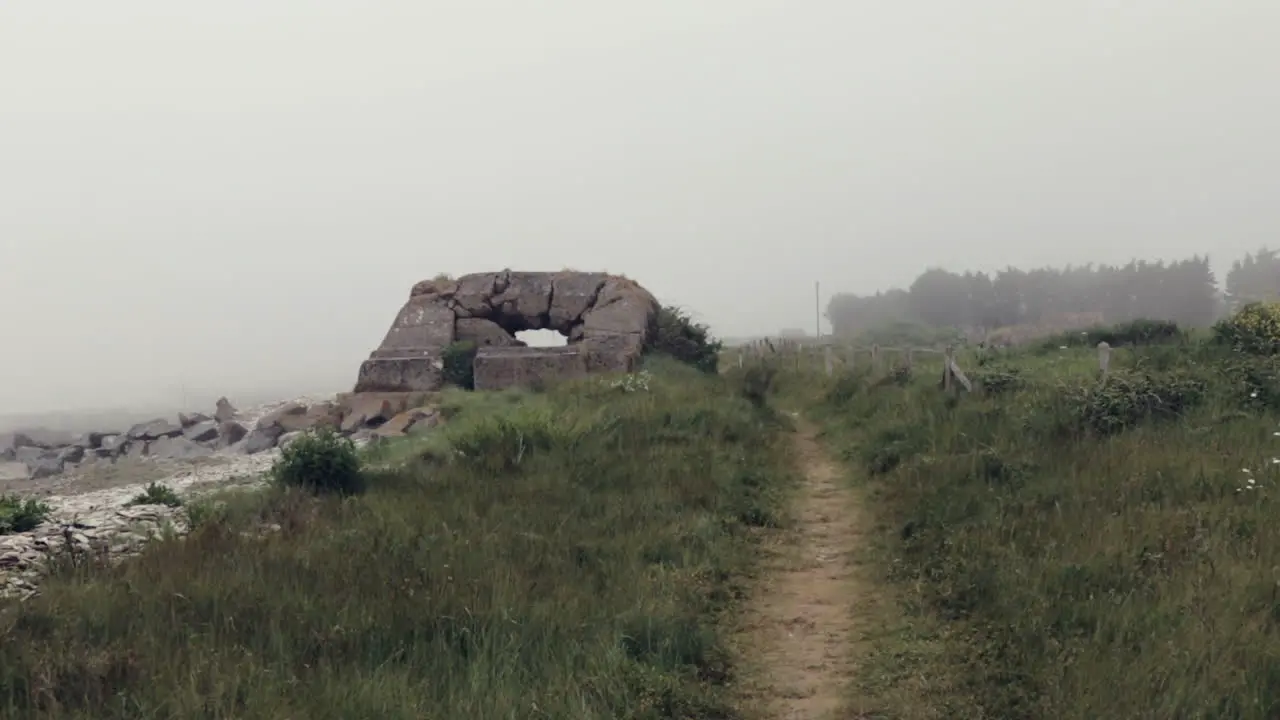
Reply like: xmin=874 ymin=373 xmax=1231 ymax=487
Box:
xmin=607 ymin=370 xmax=652 ymax=393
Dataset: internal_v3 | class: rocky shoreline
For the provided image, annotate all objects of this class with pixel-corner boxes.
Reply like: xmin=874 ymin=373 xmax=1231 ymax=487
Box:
xmin=1 ymin=393 xmax=440 ymax=483
xmin=0 ymin=392 xmax=443 ymax=601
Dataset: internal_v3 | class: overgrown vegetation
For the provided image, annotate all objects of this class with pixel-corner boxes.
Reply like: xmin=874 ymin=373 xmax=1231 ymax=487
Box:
xmin=0 ymin=495 xmax=50 ymax=535
xmin=856 ymin=320 xmax=964 ymax=350
xmin=441 ymin=340 xmax=479 ymax=389
xmin=648 ymin=305 xmax=723 ymax=373
xmin=773 ymin=312 xmax=1280 ymax=718
xmin=1038 ymin=317 xmax=1185 ymax=350
xmin=126 ymin=482 xmax=182 ymax=508
xmin=0 ymin=357 xmax=790 ymax=719
xmin=269 ymin=428 xmax=365 ymax=496
xmin=1214 ymin=301 xmax=1280 ymax=355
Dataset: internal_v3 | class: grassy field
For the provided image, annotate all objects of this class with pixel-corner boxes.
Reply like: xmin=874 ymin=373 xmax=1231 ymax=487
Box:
xmin=768 ymin=331 xmax=1280 ymax=718
xmin=0 ymin=358 xmax=793 ymax=719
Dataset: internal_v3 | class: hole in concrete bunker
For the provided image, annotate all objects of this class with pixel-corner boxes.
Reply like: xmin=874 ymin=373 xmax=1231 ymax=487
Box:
xmin=516 ymin=329 xmax=568 ymax=347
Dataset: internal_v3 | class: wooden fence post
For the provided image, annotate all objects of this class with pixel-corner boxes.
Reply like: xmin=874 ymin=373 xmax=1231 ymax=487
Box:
xmin=943 ymin=345 xmax=954 ymax=392
xmin=1097 ymin=341 xmax=1111 ymax=379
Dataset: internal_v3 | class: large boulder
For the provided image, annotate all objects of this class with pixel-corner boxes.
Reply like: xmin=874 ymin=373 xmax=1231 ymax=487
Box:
xmin=489 ymin=272 xmax=554 ymax=329
xmin=255 ymin=402 xmax=342 ymax=436
xmin=0 ymin=461 xmax=28 ymax=481
xmin=578 ymin=276 xmax=660 ymax=342
xmin=239 ymin=426 xmax=283 ymax=455
xmin=340 ymin=397 xmax=395 ymax=433
xmin=454 ymin=318 xmax=524 ymax=348
xmin=24 ymin=452 xmax=63 ymax=479
xmin=126 ymin=418 xmax=183 ymax=441
xmin=149 ymin=435 xmax=215 ymax=460
xmin=178 ymin=411 xmax=212 ymax=428
xmin=371 ymin=407 xmax=441 ymax=439
xmin=549 ymin=272 xmax=609 ymax=328
xmin=76 ymin=431 xmax=109 ymax=450
xmin=375 ymin=295 xmax=457 ymax=351
xmin=100 ymin=435 xmax=128 ymax=456
xmin=183 ymin=420 xmax=221 ymax=443
xmin=214 ymin=397 xmax=238 ymax=423
xmin=217 ymin=421 xmax=248 ymax=448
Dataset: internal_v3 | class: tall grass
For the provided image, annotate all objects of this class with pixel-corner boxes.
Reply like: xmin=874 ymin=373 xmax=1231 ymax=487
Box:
xmin=0 ymin=358 xmax=792 ymax=719
xmin=781 ymin=338 xmax=1280 ymax=718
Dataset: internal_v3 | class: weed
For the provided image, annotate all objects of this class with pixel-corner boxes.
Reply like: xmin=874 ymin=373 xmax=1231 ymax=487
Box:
xmin=861 ymin=423 xmax=928 ymax=475
xmin=738 ymin=362 xmax=778 ymax=408
xmin=648 ymin=305 xmax=723 ymax=373
xmin=441 ymin=340 xmax=479 ymax=389
xmin=975 ymin=366 xmax=1025 ymax=396
xmin=1061 ymin=370 xmax=1205 ymax=435
xmin=269 ymin=428 xmax=365 ymax=495
xmin=0 ymin=495 xmax=50 ymax=534
xmin=126 ymin=482 xmax=182 ymax=508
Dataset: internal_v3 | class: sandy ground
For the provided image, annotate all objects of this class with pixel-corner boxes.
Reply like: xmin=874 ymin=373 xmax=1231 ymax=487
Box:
xmin=731 ymin=416 xmax=871 ymax=720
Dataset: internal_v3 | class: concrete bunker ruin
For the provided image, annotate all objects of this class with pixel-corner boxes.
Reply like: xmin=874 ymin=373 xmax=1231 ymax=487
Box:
xmin=354 ymin=271 xmax=660 ymax=392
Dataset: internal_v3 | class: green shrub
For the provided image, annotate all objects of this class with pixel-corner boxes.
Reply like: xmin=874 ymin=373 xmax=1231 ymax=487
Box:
xmin=1061 ymin=370 xmax=1205 ymax=435
xmin=442 ymin=341 xmax=479 ymax=389
xmin=0 ymin=495 xmax=51 ymax=534
xmin=270 ymin=429 xmax=365 ymax=495
xmin=1040 ymin=319 xmax=1183 ymax=351
xmin=648 ymin=305 xmax=722 ymax=373
xmin=1219 ymin=354 xmax=1280 ymax=410
xmin=861 ymin=423 xmax=929 ymax=475
xmin=976 ymin=366 xmax=1026 ymax=395
xmin=825 ymin=371 xmax=866 ymax=405
xmin=127 ymin=482 xmax=183 ymax=508
xmin=738 ymin=362 xmax=778 ymax=408
xmin=1213 ymin=302 xmax=1280 ymax=354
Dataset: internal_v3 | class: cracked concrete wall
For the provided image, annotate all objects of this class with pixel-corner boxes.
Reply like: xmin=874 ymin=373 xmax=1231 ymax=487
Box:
xmin=354 ymin=270 xmax=658 ymax=393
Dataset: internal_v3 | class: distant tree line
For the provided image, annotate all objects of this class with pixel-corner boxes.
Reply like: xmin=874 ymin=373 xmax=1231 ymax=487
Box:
xmin=1226 ymin=248 xmax=1280 ymax=307
xmin=827 ymin=251 xmax=1280 ymax=339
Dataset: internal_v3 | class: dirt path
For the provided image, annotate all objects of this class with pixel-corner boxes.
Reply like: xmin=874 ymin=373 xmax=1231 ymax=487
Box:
xmin=732 ymin=415 xmax=869 ymax=720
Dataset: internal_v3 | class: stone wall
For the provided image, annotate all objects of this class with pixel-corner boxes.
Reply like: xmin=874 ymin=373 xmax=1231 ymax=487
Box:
xmin=355 ymin=270 xmax=659 ymax=392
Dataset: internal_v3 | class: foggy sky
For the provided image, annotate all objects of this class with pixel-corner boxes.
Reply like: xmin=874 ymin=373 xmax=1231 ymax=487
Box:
xmin=3 ymin=1 xmax=1279 ymax=413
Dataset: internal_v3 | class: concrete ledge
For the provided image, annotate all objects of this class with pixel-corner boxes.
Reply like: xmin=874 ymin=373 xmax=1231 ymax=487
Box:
xmin=473 ymin=346 xmax=589 ymax=391
xmin=582 ymin=335 xmax=645 ymax=373
xmin=353 ymin=356 xmax=445 ymax=393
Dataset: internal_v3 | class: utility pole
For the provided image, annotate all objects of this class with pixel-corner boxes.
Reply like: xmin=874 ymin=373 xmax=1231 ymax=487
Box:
xmin=814 ymin=281 xmax=821 ymax=340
